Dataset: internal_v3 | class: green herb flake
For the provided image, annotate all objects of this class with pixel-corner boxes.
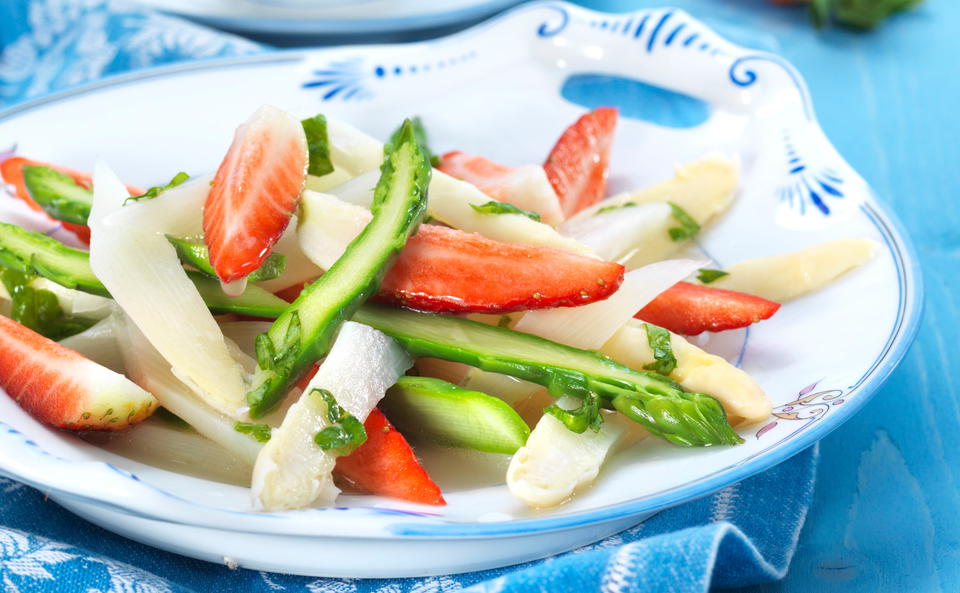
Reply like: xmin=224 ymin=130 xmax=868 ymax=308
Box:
xmin=595 ymin=201 xmax=637 ymax=216
xmin=642 ymin=323 xmax=677 ymax=376
xmin=545 ymin=392 xmax=603 ymax=434
xmin=125 ymin=172 xmax=190 ymax=204
xmin=311 ymin=388 xmax=367 ymax=454
xmin=696 ymin=268 xmax=729 ymax=284
xmin=235 ymin=421 xmax=273 ymax=443
xmin=302 ymin=114 xmax=335 ymax=177
xmin=386 ymin=116 xmax=440 ymax=167
xmin=470 ymin=200 xmax=541 ymax=222
xmin=155 ymin=407 xmax=192 ymax=431
xmin=497 ymin=315 xmax=512 ymax=328
xmin=667 ymin=202 xmax=700 ymax=242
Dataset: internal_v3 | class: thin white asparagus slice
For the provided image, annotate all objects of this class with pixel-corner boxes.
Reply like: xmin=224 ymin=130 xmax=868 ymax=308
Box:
xmin=89 ymin=164 xmax=247 ymax=417
xmin=252 ymin=322 xmax=412 ymax=511
xmin=602 ymin=319 xmax=771 ymax=425
xmin=559 ymin=203 xmax=673 ymax=265
xmin=505 ymin=261 xmax=704 ymax=508
xmin=59 ymin=314 xmax=126 ymax=374
xmin=254 ymin=215 xmax=324 ymax=293
xmin=304 ymin=167 xmax=354 ymax=193
xmin=703 ymin=238 xmax=879 ymax=303
xmin=562 ymin=155 xmax=740 ymax=268
xmin=31 ymin=278 xmax=117 ymax=321
xmin=98 ymin=419 xmax=252 ymax=486
xmin=324 ymin=120 xmax=594 ymax=256
xmin=117 ymin=316 xmax=262 ymax=466
xmin=298 ymin=191 xmax=370 ymax=270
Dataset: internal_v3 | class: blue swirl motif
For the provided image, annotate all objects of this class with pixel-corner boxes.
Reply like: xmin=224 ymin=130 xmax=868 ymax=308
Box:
xmin=301 ymin=57 xmax=372 ymax=101
xmin=583 ymin=9 xmax=726 ymax=56
xmin=777 ymin=131 xmax=845 ymax=217
xmin=536 ymin=5 xmax=569 ymax=37
xmin=729 ymin=54 xmax=814 ymax=120
xmin=302 ymin=52 xmax=480 ymax=101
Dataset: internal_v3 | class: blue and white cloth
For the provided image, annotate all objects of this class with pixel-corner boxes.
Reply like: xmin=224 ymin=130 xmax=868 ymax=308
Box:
xmin=0 ymin=2 xmax=819 ymax=591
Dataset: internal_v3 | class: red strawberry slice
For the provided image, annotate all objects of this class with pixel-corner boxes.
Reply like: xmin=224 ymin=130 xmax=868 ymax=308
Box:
xmin=335 ymin=408 xmax=445 ymax=506
xmin=203 ymin=105 xmax=308 ymax=284
xmin=377 ymin=224 xmax=624 ymax=313
xmin=437 ymin=151 xmax=563 ymax=224
xmin=544 ymin=107 xmax=618 ymax=217
xmin=636 ymin=281 xmax=781 ymax=335
xmin=0 ymin=315 xmax=157 ymax=431
xmin=0 ymin=157 xmax=142 ymax=245
xmin=274 ymin=226 xmax=624 ymax=314
xmin=438 ymin=151 xmax=515 ymax=201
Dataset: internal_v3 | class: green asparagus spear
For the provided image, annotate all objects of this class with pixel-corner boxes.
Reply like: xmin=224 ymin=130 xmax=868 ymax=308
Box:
xmin=245 ymin=120 xmax=431 ymax=418
xmin=0 ymin=222 xmax=289 ymax=317
xmin=165 ymin=235 xmax=285 ymax=283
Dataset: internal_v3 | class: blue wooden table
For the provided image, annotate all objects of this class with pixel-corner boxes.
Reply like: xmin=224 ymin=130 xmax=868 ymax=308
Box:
xmin=567 ymin=1 xmax=955 ymax=591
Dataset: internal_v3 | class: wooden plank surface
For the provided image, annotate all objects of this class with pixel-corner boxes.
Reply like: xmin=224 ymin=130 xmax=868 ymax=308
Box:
xmin=571 ymin=1 xmax=955 ymax=591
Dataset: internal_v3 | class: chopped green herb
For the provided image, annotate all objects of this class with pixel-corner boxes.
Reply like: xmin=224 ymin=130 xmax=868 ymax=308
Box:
xmin=696 ymin=268 xmax=729 ymax=284
xmin=470 ymin=200 xmax=541 ymax=222
xmin=311 ymin=388 xmax=367 ymax=454
xmin=125 ymin=172 xmax=190 ymax=204
xmin=386 ymin=116 xmax=440 ymax=167
xmin=235 ymin=421 xmax=273 ymax=443
xmin=21 ymin=166 xmax=92 ymax=225
xmin=545 ymin=392 xmax=603 ymax=433
xmin=0 ymin=268 xmax=96 ymax=341
xmin=811 ymin=0 xmax=923 ymax=29
xmin=642 ymin=323 xmax=677 ymax=376
xmin=302 ymin=114 xmax=335 ymax=177
xmin=667 ymin=202 xmax=700 ymax=242
xmin=497 ymin=315 xmax=512 ymax=328
xmin=596 ymin=201 xmax=637 ymax=216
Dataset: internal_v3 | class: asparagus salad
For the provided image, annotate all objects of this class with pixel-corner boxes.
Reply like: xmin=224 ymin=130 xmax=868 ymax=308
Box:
xmin=0 ymin=106 xmax=877 ymax=510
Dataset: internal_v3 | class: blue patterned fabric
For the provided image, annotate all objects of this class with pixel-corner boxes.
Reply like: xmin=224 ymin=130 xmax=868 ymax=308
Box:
xmin=0 ymin=2 xmax=819 ymax=591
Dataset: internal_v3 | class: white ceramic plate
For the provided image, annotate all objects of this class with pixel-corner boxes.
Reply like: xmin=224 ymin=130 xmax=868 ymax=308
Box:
xmin=135 ymin=0 xmax=524 ymax=36
xmin=0 ymin=2 xmax=921 ymax=578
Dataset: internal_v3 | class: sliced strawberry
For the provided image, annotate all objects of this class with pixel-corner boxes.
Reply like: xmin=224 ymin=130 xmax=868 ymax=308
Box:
xmin=0 ymin=315 xmax=157 ymax=431
xmin=335 ymin=408 xmax=445 ymax=506
xmin=0 ymin=157 xmax=141 ymax=245
xmin=203 ymin=105 xmax=308 ymax=284
xmin=437 ymin=152 xmax=563 ymax=224
xmin=376 ymin=224 xmax=625 ymax=313
xmin=636 ymin=281 xmax=781 ymax=335
xmin=543 ymin=107 xmax=618 ymax=217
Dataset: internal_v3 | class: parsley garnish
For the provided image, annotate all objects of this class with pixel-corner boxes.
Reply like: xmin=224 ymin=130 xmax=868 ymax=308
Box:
xmin=667 ymin=202 xmax=700 ymax=242
xmin=696 ymin=268 xmax=729 ymax=284
xmin=596 ymin=201 xmax=637 ymax=215
xmin=235 ymin=421 xmax=273 ymax=443
xmin=312 ymin=388 xmax=367 ymax=455
xmin=302 ymin=114 xmax=335 ymax=177
xmin=470 ymin=200 xmax=541 ymax=222
xmin=642 ymin=323 xmax=677 ymax=375
xmin=125 ymin=172 xmax=190 ymax=204
xmin=545 ymin=392 xmax=603 ymax=434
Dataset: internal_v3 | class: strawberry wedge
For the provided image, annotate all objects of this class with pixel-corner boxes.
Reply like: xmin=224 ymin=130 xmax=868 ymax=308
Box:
xmin=203 ymin=105 xmax=308 ymax=284
xmin=636 ymin=281 xmax=781 ymax=335
xmin=378 ymin=224 xmax=624 ymax=313
xmin=544 ymin=107 xmax=618 ymax=217
xmin=0 ymin=157 xmax=142 ymax=244
xmin=0 ymin=315 xmax=157 ymax=431
xmin=335 ymin=408 xmax=445 ymax=505
xmin=437 ymin=152 xmax=563 ymax=225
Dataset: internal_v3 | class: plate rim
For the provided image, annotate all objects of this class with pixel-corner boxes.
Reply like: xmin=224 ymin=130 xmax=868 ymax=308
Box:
xmin=0 ymin=0 xmax=925 ymax=540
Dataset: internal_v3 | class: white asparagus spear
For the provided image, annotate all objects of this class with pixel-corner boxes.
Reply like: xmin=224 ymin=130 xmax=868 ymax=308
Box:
xmin=252 ymin=322 xmax=412 ymax=511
